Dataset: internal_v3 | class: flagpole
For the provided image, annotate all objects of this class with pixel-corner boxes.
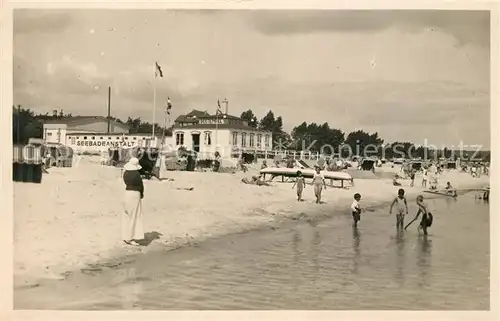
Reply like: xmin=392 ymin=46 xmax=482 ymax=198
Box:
xmin=152 ymin=64 xmax=156 ymax=140
xmin=161 ymin=98 xmax=168 ymax=150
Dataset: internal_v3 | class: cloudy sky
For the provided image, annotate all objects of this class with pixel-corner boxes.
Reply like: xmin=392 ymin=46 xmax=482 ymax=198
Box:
xmin=13 ymin=9 xmax=490 ymax=148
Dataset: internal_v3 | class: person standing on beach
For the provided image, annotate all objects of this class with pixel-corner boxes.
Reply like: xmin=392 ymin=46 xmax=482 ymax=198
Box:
xmin=351 ymin=193 xmax=362 ymax=227
xmin=292 ymin=171 xmax=306 ymax=201
xmin=122 ymin=157 xmax=145 ymax=246
xmin=421 ymin=168 xmax=428 ymax=188
xmin=410 ymin=169 xmax=416 ymax=187
xmin=312 ymin=166 xmax=327 ymax=204
xmin=389 ymin=188 xmax=408 ymax=230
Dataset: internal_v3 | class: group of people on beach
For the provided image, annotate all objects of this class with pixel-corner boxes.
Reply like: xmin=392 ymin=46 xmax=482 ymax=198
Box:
xmin=351 ymin=189 xmax=433 ymax=236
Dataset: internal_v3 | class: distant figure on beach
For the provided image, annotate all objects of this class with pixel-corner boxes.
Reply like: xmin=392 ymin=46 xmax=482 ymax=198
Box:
xmin=445 ymin=181 xmax=458 ymax=197
xmin=429 ymin=175 xmax=438 ymax=190
xmin=122 ymin=157 xmax=145 ymax=246
xmin=312 ymin=166 xmax=327 ymax=204
xmin=389 ymin=188 xmax=408 ymax=230
xmin=393 ymin=174 xmax=402 ymax=186
xmin=238 ymin=157 xmax=248 ymax=172
xmin=351 ymin=193 xmax=362 ymax=227
xmin=261 ymin=159 xmax=268 ymax=169
xmin=421 ymin=168 xmax=428 ymax=188
xmin=292 ymin=171 xmax=306 ymax=201
xmin=409 ymin=169 xmax=416 ymax=187
xmin=241 ymin=174 xmax=270 ymax=186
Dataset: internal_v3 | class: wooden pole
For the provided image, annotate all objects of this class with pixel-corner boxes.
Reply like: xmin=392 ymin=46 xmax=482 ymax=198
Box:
xmin=107 ymin=86 xmax=111 ymax=133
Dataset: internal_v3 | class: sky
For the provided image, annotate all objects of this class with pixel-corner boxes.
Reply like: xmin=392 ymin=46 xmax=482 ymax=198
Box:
xmin=13 ymin=9 xmax=491 ymax=148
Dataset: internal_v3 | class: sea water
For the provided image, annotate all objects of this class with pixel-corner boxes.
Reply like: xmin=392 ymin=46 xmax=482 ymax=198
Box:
xmin=15 ymin=194 xmax=490 ymax=310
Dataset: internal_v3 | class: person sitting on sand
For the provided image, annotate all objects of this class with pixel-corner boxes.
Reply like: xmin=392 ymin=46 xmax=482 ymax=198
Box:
xmin=312 ymin=166 xmax=327 ymax=204
xmin=429 ymin=175 xmax=438 ymax=190
xmin=445 ymin=181 xmax=458 ymax=197
xmin=292 ymin=171 xmax=306 ymax=201
xmin=241 ymin=175 xmax=270 ymax=186
xmin=122 ymin=157 xmax=145 ymax=246
xmin=389 ymin=188 xmax=408 ymax=230
xmin=393 ymin=174 xmax=402 ymax=186
xmin=261 ymin=159 xmax=268 ymax=170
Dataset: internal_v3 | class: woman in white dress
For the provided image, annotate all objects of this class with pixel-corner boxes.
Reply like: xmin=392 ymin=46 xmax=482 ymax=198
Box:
xmin=122 ymin=157 xmax=145 ymax=246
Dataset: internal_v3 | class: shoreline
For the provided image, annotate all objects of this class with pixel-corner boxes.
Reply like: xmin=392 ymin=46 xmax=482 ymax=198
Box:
xmin=13 ymin=159 xmax=489 ymax=288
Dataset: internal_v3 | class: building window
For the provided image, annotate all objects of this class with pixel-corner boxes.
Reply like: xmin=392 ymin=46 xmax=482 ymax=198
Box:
xmin=249 ymin=133 xmax=255 ymax=147
xmin=241 ymin=133 xmax=247 ymax=147
xmin=83 ymin=136 xmax=87 ymax=140
xmin=116 ymin=137 xmax=120 ymax=140
xmin=133 ymin=137 xmax=137 ymax=140
xmin=204 ymin=131 xmax=212 ymax=146
xmin=47 ymin=132 xmax=52 ymax=136
xmin=257 ymin=134 xmax=262 ymax=148
xmin=232 ymin=132 xmax=238 ymax=145
xmin=124 ymin=137 xmax=128 ymax=140
xmin=108 ymin=137 xmax=112 ymax=140
xmin=176 ymin=132 xmax=185 ymax=145
xmin=265 ymin=135 xmax=270 ymax=148
xmin=92 ymin=136 xmax=95 ymax=140
xmin=100 ymin=137 xmax=103 ymax=139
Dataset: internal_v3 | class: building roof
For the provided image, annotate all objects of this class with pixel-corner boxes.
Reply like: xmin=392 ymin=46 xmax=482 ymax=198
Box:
xmin=175 ymin=110 xmax=242 ymax=123
xmin=41 ymin=116 xmax=129 ymax=129
xmin=174 ymin=123 xmax=271 ymax=132
xmin=66 ymin=132 xmax=169 ymax=137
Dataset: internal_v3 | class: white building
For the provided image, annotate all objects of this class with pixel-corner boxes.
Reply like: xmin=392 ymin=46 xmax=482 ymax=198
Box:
xmin=41 ymin=116 xmax=161 ymax=152
xmin=172 ymin=110 xmax=273 ymax=159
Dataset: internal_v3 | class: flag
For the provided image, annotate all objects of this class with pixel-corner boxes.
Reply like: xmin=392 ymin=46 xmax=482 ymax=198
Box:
xmin=155 ymin=61 xmax=163 ymax=78
xmin=216 ymin=99 xmax=222 ymax=115
xmin=166 ymin=97 xmax=172 ymax=115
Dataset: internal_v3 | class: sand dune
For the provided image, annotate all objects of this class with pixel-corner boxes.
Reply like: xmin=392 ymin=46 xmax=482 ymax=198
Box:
xmin=13 ymin=157 xmax=489 ymax=286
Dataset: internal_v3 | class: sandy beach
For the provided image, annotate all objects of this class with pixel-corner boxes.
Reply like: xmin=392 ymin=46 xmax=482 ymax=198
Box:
xmin=14 ymin=156 xmax=489 ymax=286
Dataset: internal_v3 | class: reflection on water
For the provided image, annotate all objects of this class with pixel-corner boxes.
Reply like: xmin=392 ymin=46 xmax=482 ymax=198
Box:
xmin=15 ymin=195 xmax=490 ymax=310
xmin=417 ymin=237 xmax=432 ymax=290
xmin=394 ymin=229 xmax=405 ymax=286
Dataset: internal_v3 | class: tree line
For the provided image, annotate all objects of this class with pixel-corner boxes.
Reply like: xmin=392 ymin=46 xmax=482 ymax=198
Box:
xmin=11 ymin=105 xmax=490 ymax=161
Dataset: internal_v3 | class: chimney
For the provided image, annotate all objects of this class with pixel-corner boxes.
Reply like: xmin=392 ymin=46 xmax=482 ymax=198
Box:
xmin=53 ymin=109 xmax=58 ymax=117
xmin=59 ymin=109 xmax=64 ymax=117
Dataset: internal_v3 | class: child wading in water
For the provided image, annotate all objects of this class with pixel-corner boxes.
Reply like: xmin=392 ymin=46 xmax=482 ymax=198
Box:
xmin=389 ymin=188 xmax=408 ymax=230
xmin=312 ymin=166 xmax=327 ymax=204
xmin=351 ymin=193 xmax=362 ymax=227
xmin=292 ymin=171 xmax=306 ymax=201
xmin=405 ymin=195 xmax=433 ymax=235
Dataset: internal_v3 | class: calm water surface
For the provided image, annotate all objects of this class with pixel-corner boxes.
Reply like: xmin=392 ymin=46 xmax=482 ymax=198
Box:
xmin=15 ymin=194 xmax=490 ymax=310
